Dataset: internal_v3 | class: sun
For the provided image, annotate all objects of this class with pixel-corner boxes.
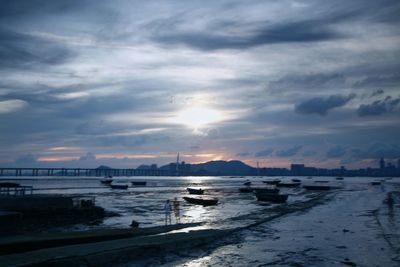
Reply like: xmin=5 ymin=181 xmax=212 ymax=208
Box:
xmin=172 ymin=106 xmax=223 ymax=128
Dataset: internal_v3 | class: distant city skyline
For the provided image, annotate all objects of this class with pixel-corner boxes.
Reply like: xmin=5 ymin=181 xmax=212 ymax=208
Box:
xmin=0 ymin=1 xmax=399 ymax=169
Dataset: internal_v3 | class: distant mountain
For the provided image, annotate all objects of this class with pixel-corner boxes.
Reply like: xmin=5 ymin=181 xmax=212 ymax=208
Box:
xmin=96 ymin=165 xmax=112 ymax=169
xmin=188 ymin=160 xmax=255 ymax=176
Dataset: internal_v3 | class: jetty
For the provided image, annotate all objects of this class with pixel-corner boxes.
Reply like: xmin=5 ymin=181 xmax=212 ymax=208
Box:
xmin=0 ymin=223 xmax=228 ymax=267
xmin=0 ymin=167 xmax=170 ymax=177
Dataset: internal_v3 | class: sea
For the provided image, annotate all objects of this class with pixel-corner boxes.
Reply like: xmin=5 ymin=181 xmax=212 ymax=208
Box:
xmin=1 ymin=176 xmax=399 ymax=266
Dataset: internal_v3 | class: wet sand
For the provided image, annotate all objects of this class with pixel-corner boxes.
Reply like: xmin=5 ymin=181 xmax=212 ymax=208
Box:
xmin=117 ymin=183 xmax=400 ymax=266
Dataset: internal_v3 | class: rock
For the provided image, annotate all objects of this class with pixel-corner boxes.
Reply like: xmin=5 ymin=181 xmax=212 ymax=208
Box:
xmin=130 ymin=220 xmax=139 ymax=228
xmin=342 ymin=260 xmax=357 ymax=266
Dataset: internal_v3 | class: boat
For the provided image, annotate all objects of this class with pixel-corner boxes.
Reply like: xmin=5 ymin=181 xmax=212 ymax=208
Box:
xmin=371 ymin=181 xmax=382 ymax=185
xmin=263 ymin=179 xmax=281 ymax=185
xmin=254 ymin=191 xmax=288 ymax=203
xmin=243 ymin=181 xmax=252 ymax=186
xmin=183 ymin=196 xmax=218 ymax=206
xmin=187 ymin=188 xmax=204 ymax=195
xmin=303 ymin=185 xmax=331 ymax=190
xmin=335 ymin=177 xmax=344 ymax=180
xmin=100 ymin=176 xmax=113 ymax=185
xmin=277 ymin=182 xmax=301 ymax=187
xmin=291 ymin=179 xmax=301 ymax=183
xmin=110 ymin=182 xmax=129 ymax=189
xmin=254 ymin=188 xmax=280 ymax=194
xmin=131 ymin=181 xmax=147 ymax=186
xmin=239 ymin=187 xmax=253 ymax=193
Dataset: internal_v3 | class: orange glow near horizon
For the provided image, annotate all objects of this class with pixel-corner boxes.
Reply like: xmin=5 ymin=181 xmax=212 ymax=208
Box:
xmin=38 ymin=156 xmax=79 ymax=162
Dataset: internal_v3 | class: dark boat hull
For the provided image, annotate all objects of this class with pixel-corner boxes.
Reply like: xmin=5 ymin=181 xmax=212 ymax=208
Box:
xmin=254 ymin=188 xmax=280 ymax=194
xmin=110 ymin=184 xmax=128 ymax=189
xmin=183 ymin=196 xmax=218 ymax=206
xmin=255 ymin=193 xmax=288 ymax=203
xmin=131 ymin=181 xmax=147 ymax=186
xmin=100 ymin=179 xmax=113 ymax=185
xmin=303 ymin=185 xmax=331 ymax=190
xmin=239 ymin=187 xmax=253 ymax=193
xmin=277 ymin=182 xmax=300 ymax=187
xmin=187 ymin=188 xmax=204 ymax=195
xmin=263 ymin=180 xmax=281 ymax=185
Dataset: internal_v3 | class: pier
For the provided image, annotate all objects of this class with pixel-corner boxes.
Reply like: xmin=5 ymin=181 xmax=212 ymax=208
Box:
xmin=0 ymin=168 xmax=170 ymax=177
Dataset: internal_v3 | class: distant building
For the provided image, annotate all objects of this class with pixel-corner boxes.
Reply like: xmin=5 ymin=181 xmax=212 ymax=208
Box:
xmin=290 ymin=164 xmax=305 ymax=175
xmin=379 ymin=158 xmax=385 ymax=169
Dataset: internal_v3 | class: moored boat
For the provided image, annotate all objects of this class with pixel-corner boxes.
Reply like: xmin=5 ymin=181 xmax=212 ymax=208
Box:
xmin=243 ymin=180 xmax=252 ymax=186
xmin=371 ymin=181 xmax=382 ymax=185
xmin=291 ymin=179 xmax=301 ymax=183
xmin=303 ymin=184 xmax=331 ymax=190
xmin=239 ymin=187 xmax=253 ymax=193
xmin=101 ymin=176 xmax=113 ymax=185
xmin=131 ymin=181 xmax=147 ymax=186
xmin=187 ymin=188 xmax=204 ymax=195
xmin=254 ymin=187 xmax=280 ymax=194
xmin=263 ymin=179 xmax=281 ymax=185
xmin=110 ymin=182 xmax=129 ymax=189
xmin=183 ymin=196 xmax=218 ymax=206
xmin=254 ymin=191 xmax=288 ymax=203
xmin=336 ymin=177 xmax=344 ymax=180
xmin=277 ymin=182 xmax=301 ymax=187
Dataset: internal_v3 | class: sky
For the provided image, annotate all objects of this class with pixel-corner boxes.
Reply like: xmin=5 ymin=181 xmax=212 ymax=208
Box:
xmin=0 ymin=0 xmax=399 ymax=169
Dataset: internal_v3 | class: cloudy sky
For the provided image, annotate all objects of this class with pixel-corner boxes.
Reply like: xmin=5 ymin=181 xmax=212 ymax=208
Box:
xmin=0 ymin=0 xmax=399 ymax=169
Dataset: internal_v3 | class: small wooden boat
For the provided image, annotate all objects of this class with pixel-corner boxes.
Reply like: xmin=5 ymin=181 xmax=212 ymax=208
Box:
xmin=277 ymin=182 xmax=301 ymax=187
xmin=335 ymin=177 xmax=344 ymax=180
xmin=110 ymin=183 xmax=129 ymax=189
xmin=183 ymin=196 xmax=218 ymax=206
xmin=187 ymin=188 xmax=204 ymax=195
xmin=263 ymin=179 xmax=281 ymax=185
xmin=291 ymin=179 xmax=301 ymax=183
xmin=303 ymin=185 xmax=331 ymax=190
xmin=255 ymin=191 xmax=288 ymax=203
xmin=254 ymin=188 xmax=280 ymax=194
xmin=100 ymin=176 xmax=113 ymax=185
xmin=131 ymin=181 xmax=147 ymax=186
xmin=243 ymin=180 xmax=252 ymax=186
xmin=371 ymin=181 xmax=382 ymax=185
xmin=239 ymin=187 xmax=253 ymax=193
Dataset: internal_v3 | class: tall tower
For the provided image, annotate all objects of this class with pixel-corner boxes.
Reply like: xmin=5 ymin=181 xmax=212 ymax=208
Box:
xmin=379 ymin=157 xmax=385 ymax=169
xmin=176 ymin=153 xmax=180 ymax=175
xmin=256 ymin=161 xmax=260 ymax=176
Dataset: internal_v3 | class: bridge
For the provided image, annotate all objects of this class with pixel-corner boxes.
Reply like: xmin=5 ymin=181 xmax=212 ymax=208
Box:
xmin=0 ymin=168 xmax=171 ymax=177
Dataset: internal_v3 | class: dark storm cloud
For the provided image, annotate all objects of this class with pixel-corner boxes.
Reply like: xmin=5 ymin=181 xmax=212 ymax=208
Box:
xmin=357 ymin=96 xmax=400 ymax=116
xmin=268 ymin=73 xmax=346 ymax=94
xmin=0 ymin=28 xmax=73 ymax=70
xmin=255 ymin=148 xmax=274 ymax=157
xmin=351 ymin=143 xmax=400 ymax=159
xmin=152 ymin=15 xmax=348 ymax=51
xmin=326 ymin=145 xmax=347 ymax=158
xmin=353 ymin=74 xmax=400 ymax=89
xmin=275 ymin=146 xmax=302 ymax=157
xmin=295 ymin=94 xmax=355 ymax=116
xmin=370 ymin=89 xmax=384 ymax=97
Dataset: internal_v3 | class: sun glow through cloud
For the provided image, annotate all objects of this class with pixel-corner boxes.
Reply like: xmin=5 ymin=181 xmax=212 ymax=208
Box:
xmin=172 ymin=107 xmax=224 ymax=128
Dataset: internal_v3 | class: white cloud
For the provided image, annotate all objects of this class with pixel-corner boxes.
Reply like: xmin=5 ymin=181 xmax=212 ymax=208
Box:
xmin=0 ymin=100 xmax=28 ymax=114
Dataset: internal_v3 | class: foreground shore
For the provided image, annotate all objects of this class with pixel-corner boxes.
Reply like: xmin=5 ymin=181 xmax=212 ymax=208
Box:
xmin=0 ymin=178 xmax=398 ymax=266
